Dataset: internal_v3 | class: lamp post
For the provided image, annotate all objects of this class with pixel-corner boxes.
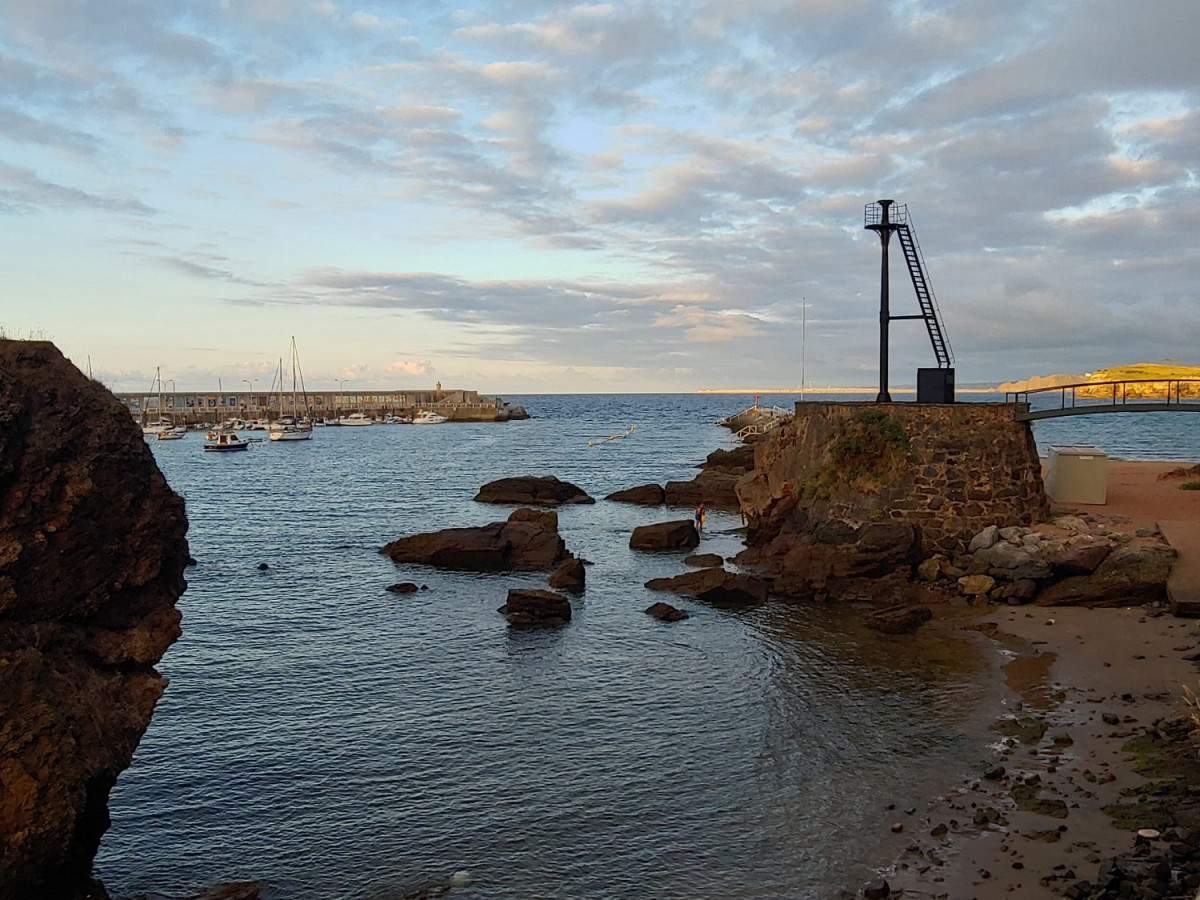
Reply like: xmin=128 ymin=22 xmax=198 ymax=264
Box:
xmin=335 ymin=379 xmax=348 ymax=419
xmin=243 ymin=378 xmax=257 ymax=418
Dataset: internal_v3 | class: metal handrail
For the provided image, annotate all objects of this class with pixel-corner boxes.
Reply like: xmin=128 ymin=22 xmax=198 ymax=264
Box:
xmin=1007 ymin=378 xmax=1200 ymax=409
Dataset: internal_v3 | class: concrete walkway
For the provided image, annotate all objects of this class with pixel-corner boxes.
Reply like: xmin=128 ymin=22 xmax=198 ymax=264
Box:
xmin=1160 ymin=520 xmax=1200 ymax=616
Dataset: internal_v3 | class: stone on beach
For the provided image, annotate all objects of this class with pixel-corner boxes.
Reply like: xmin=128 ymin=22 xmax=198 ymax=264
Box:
xmin=474 ymin=475 xmax=595 ymax=506
xmin=864 ymin=604 xmax=933 ymax=634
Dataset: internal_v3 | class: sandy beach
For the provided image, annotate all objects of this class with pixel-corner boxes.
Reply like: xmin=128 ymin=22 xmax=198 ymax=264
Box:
xmin=880 ymin=460 xmax=1200 ymax=899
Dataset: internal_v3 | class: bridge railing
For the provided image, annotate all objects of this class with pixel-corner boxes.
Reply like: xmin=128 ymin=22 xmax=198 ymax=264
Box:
xmin=1007 ymin=378 xmax=1200 ymax=419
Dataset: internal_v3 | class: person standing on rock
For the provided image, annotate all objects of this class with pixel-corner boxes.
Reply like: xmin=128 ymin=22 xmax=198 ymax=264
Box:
xmin=694 ymin=502 xmax=706 ymax=534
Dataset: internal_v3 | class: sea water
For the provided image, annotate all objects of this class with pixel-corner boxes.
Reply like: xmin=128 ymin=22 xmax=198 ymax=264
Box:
xmin=93 ymin=393 xmax=1197 ymax=899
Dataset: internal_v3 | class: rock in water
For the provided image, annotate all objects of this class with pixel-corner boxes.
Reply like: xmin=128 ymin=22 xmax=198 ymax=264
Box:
xmin=629 ymin=520 xmax=701 ymax=552
xmin=474 ymin=475 xmax=594 ymax=506
xmin=499 ymin=588 xmax=572 ymax=627
xmin=0 ymin=340 xmax=190 ymax=898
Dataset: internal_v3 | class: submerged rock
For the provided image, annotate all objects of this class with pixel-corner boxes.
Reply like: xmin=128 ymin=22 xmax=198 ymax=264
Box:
xmin=499 ymin=588 xmax=571 ymax=627
xmin=646 ymin=601 xmax=690 ymax=622
xmin=0 ymin=340 xmax=190 ymax=899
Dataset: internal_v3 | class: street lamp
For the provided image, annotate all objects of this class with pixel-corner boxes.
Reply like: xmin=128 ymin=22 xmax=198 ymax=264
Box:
xmin=243 ymin=378 xmax=257 ymax=417
xmin=335 ymin=379 xmax=348 ymax=418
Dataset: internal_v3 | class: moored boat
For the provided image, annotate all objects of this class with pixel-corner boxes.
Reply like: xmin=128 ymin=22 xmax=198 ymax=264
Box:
xmin=156 ymin=426 xmax=187 ymax=440
xmin=203 ymin=431 xmax=250 ymax=452
xmin=412 ymin=411 xmax=448 ymax=425
xmin=338 ymin=412 xmax=375 ymax=426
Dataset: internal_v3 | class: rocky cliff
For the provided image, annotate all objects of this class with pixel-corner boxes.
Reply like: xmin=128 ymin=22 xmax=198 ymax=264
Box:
xmin=0 ymin=341 xmax=189 ymax=898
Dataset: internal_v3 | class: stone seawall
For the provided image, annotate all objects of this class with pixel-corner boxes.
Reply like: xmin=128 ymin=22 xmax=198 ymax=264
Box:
xmin=737 ymin=402 xmax=1047 ymax=555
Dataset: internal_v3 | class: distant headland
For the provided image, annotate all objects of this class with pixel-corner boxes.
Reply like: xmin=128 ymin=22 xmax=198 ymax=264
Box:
xmin=998 ymin=361 xmax=1200 ymax=394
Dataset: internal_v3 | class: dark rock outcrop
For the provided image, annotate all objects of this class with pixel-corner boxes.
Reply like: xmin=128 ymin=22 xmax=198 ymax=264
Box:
xmin=547 ymin=557 xmax=585 ymax=591
xmin=0 ymin=340 xmax=189 ymax=899
xmin=645 ymin=567 xmax=769 ymax=606
xmin=736 ymin=519 xmax=919 ymax=600
xmin=1035 ymin=544 xmax=1178 ymax=607
xmin=499 ymin=588 xmax=571 ymax=626
xmin=664 ymin=472 xmax=740 ymax=509
xmin=474 ymin=476 xmax=594 ymax=506
xmin=646 ymin=602 xmax=689 ymax=622
xmin=605 ymin=484 xmax=665 ymax=505
xmin=629 ymin=520 xmax=700 ymax=552
xmin=382 ymin=508 xmax=570 ymax=571
xmin=684 ymin=553 xmax=723 ymax=568
xmin=386 ymin=582 xmax=419 ymax=594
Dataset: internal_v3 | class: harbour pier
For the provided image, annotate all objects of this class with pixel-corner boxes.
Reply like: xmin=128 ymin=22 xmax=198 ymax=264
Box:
xmin=116 ymin=387 xmax=528 ymax=426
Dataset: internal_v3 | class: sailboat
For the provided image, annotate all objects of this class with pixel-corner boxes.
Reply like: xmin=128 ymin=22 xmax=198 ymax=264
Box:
xmin=269 ymin=337 xmax=314 ymax=442
xmin=141 ymin=367 xmax=178 ymax=435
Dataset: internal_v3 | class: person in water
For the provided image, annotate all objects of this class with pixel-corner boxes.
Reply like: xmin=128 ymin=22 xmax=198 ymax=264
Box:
xmin=694 ymin=502 xmax=706 ymax=533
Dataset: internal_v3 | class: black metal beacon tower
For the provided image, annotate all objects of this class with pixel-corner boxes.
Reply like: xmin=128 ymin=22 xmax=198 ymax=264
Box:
xmin=864 ymin=200 xmax=954 ymax=403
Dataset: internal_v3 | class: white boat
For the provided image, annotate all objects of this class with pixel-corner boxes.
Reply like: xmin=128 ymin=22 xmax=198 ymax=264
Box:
xmin=338 ymin=412 xmax=375 ymax=426
xmin=156 ymin=426 xmax=187 ymax=440
xmin=413 ymin=411 xmax=448 ymax=425
xmin=141 ymin=366 xmax=177 ymax=434
xmin=203 ymin=431 xmax=250 ymax=452
xmin=268 ymin=338 xmax=315 ymax=442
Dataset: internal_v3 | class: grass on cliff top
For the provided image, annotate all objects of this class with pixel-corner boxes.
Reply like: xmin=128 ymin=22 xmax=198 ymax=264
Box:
xmin=1000 ymin=361 xmax=1200 ymax=393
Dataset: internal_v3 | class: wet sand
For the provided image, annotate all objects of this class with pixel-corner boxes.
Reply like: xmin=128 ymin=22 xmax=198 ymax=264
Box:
xmin=881 ymin=460 xmax=1200 ymax=898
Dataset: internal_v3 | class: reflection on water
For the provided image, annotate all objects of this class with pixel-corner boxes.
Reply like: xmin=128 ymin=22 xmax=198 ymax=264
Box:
xmin=94 ymin=393 xmax=1182 ymax=899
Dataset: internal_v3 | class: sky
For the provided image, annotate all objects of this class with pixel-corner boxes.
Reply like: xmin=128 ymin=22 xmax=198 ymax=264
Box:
xmin=1 ymin=0 xmax=1198 ymax=394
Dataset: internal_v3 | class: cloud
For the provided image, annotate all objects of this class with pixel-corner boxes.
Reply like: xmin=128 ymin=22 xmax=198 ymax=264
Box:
xmin=387 ymin=359 xmax=433 ymax=376
xmin=0 ymin=161 xmax=154 ymax=214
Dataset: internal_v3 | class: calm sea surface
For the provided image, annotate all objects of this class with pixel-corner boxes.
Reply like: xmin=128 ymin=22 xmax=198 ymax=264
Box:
xmin=94 ymin=393 xmax=1198 ymax=899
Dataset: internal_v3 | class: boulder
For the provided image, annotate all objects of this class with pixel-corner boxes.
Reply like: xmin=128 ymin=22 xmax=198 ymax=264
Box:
xmin=864 ymin=604 xmax=933 ymax=635
xmin=1036 ymin=544 xmax=1177 ymax=607
xmin=1049 ymin=542 xmax=1112 ymax=575
xmin=646 ymin=602 xmax=689 ymax=622
xmin=700 ymin=445 xmax=755 ymax=474
xmin=498 ymin=588 xmax=571 ymax=627
xmin=958 ymin=574 xmax=996 ymax=596
xmin=630 ymin=520 xmax=700 ymax=552
xmin=969 ymin=525 xmax=1000 ymax=552
xmin=0 ymin=341 xmax=190 ymax=898
xmin=605 ymin=484 xmax=665 ymax=505
xmin=663 ymin=472 xmax=740 ymax=509
xmin=548 ymin=557 xmax=585 ymax=591
xmin=917 ymin=554 xmax=949 ymax=582
xmin=684 ymin=553 xmax=724 ymax=568
xmin=474 ymin=475 xmax=594 ymax=506
xmin=645 ymin=567 xmax=769 ymax=606
xmin=386 ymin=582 xmax=419 ymax=594
xmin=382 ymin=508 xmax=570 ymax=571
xmin=976 ymin=541 xmax=1034 ymax=569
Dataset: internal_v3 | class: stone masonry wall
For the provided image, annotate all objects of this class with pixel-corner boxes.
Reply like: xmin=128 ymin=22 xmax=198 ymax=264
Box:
xmin=736 ymin=402 xmax=1048 ymax=555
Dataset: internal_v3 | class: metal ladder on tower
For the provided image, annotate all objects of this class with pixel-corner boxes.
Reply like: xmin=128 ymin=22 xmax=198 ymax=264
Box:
xmin=895 ymin=214 xmax=954 ymax=368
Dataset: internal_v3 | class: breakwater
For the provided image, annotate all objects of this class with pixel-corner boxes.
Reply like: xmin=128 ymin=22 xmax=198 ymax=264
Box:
xmin=114 ymin=388 xmax=527 ymax=425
